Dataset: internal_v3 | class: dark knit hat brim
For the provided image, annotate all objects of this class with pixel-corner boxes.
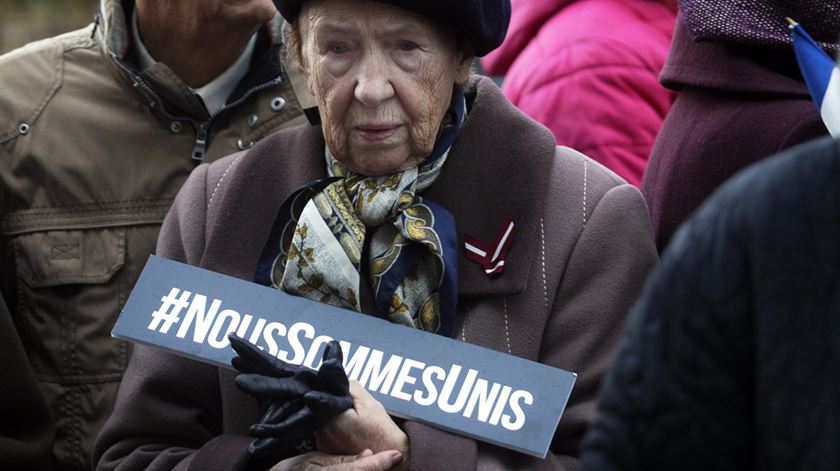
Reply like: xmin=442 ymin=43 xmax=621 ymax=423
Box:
xmin=273 ymin=0 xmax=511 ymax=56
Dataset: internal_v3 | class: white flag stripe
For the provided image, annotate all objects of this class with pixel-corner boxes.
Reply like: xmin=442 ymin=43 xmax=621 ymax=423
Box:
xmin=821 ymin=67 xmax=840 ymax=139
xmin=491 ymin=222 xmax=515 ymax=263
xmin=465 ymin=242 xmax=487 ymax=258
xmin=485 ymin=260 xmax=505 ymax=274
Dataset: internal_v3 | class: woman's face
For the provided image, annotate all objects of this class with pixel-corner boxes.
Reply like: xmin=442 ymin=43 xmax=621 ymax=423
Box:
xmin=298 ymin=0 xmax=472 ymax=176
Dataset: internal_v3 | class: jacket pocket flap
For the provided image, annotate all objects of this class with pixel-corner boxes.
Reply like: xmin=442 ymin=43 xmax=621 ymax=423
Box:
xmin=15 ymin=228 xmax=125 ymax=287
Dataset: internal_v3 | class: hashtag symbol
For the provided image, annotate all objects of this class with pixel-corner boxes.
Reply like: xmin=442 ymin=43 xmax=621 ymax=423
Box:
xmin=148 ymin=287 xmax=192 ymax=334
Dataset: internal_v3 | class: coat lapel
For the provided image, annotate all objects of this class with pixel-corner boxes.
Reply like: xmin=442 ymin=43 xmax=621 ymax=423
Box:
xmin=201 ymin=124 xmax=326 ymax=279
xmin=426 ymin=78 xmax=557 ymax=298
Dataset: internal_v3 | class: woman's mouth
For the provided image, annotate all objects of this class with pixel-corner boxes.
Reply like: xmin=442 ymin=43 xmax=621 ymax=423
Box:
xmin=355 ymin=124 xmax=401 ymax=141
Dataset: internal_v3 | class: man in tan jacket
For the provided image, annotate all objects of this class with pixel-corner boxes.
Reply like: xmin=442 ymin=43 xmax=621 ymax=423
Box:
xmin=0 ymin=1 xmax=308 ymax=469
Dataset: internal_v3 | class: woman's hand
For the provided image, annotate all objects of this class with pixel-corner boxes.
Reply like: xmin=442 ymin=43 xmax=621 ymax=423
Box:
xmin=270 ymin=449 xmax=403 ymax=471
xmin=313 ymin=381 xmax=409 ymax=462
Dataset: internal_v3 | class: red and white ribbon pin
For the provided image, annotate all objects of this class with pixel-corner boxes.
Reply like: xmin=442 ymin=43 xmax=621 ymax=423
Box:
xmin=464 ymin=216 xmax=516 ymax=277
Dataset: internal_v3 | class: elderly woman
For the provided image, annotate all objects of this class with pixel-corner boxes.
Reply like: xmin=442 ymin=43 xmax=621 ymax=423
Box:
xmin=94 ymin=0 xmax=657 ymax=469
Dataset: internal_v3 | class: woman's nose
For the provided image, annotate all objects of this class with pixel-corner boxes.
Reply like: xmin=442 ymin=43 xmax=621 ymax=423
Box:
xmin=354 ymin=57 xmax=396 ymax=107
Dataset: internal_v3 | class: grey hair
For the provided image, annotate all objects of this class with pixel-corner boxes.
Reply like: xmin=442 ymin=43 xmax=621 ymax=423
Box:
xmin=280 ymin=19 xmax=305 ymax=71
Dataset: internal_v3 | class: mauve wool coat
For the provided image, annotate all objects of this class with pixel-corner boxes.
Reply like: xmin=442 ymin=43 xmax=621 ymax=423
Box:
xmin=94 ymin=78 xmax=657 ymax=470
xmin=641 ymin=16 xmax=829 ymax=252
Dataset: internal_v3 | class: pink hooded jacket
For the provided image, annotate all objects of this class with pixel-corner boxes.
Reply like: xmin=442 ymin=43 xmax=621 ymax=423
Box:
xmin=482 ymin=0 xmax=677 ymax=186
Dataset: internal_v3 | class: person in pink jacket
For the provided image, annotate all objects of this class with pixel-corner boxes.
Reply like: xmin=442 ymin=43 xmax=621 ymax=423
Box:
xmin=482 ymin=0 xmax=677 ymax=186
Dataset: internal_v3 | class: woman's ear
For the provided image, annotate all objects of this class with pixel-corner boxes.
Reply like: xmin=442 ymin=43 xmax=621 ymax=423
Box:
xmin=454 ymin=53 xmax=475 ymax=85
xmin=455 ymin=56 xmax=475 ymax=85
xmin=453 ymin=37 xmax=475 ymax=85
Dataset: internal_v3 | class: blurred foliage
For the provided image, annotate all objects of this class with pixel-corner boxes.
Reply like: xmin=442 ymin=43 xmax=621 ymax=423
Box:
xmin=0 ymin=0 xmax=98 ymax=54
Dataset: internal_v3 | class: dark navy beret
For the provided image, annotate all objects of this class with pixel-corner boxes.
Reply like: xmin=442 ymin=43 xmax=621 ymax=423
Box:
xmin=274 ymin=0 xmax=511 ymax=56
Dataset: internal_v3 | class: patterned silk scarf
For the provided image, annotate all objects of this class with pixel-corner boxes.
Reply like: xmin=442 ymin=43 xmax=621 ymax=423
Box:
xmin=256 ymin=88 xmax=465 ymax=337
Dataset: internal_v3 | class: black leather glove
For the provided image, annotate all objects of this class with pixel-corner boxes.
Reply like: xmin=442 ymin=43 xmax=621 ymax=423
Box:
xmin=229 ymin=335 xmax=354 ymax=458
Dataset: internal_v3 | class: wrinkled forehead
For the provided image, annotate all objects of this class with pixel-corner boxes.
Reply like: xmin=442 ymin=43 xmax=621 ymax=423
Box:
xmin=299 ymin=0 xmax=449 ymax=41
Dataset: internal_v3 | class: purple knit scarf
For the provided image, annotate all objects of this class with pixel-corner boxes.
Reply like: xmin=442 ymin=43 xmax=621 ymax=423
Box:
xmin=679 ymin=0 xmax=840 ymax=51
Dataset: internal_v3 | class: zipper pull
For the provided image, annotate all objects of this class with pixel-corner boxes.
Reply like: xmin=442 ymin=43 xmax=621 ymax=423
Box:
xmin=192 ymin=123 xmax=209 ymax=161
xmin=90 ymin=11 xmax=101 ymax=39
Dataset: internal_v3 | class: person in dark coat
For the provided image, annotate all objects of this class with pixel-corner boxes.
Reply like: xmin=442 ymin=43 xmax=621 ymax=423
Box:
xmin=579 ymin=135 xmax=840 ymax=471
xmin=0 ymin=290 xmax=54 ymax=470
xmin=641 ymin=0 xmax=838 ymax=252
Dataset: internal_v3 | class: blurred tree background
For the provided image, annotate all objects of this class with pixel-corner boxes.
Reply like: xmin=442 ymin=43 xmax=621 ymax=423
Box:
xmin=1 ymin=0 xmax=98 ymax=54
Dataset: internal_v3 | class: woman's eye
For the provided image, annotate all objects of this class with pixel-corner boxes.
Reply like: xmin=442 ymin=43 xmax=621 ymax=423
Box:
xmin=328 ymin=43 xmax=348 ymax=54
xmin=398 ymin=41 xmax=419 ymax=52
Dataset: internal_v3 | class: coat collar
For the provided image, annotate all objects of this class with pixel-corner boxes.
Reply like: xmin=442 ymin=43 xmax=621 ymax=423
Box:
xmin=215 ymin=77 xmax=557 ymax=299
xmin=661 ymin=16 xmax=811 ymax=97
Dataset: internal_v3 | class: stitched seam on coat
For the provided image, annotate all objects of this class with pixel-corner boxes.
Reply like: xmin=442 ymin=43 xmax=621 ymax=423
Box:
xmin=582 ymin=159 xmax=589 ymax=228
xmin=9 ymin=201 xmax=173 ymax=213
xmin=539 ymin=218 xmax=549 ymax=313
xmin=4 ymin=201 xmax=175 ymax=234
xmin=777 ymin=109 xmax=826 ymax=151
xmin=208 ymin=155 xmax=243 ymax=209
xmin=5 ymin=203 xmax=173 ymax=220
xmin=502 ymin=298 xmax=512 ymax=355
xmin=70 ymin=387 xmax=82 ymax=466
xmin=118 ymin=253 xmax=129 ymax=370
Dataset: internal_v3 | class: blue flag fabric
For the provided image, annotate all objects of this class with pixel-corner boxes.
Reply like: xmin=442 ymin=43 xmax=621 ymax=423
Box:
xmin=790 ymin=20 xmax=840 ymax=137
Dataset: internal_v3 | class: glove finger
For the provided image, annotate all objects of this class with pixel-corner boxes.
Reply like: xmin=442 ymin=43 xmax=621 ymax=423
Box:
xmin=248 ymin=432 xmax=317 ymax=458
xmin=285 ymin=368 xmax=323 ymax=394
xmin=321 ymin=340 xmax=344 ymax=364
xmin=316 ymin=360 xmax=350 ymax=395
xmin=231 ymin=354 xmax=274 ymax=376
xmin=235 ymin=374 xmax=313 ymax=399
xmin=295 ymin=367 xmax=321 ymax=385
xmin=247 ymin=436 xmax=275 ymax=456
xmin=228 ymin=335 xmax=269 ymax=370
xmin=255 ymin=395 xmax=272 ymax=415
xmin=229 ymin=334 xmax=300 ymax=377
xmin=229 ymin=335 xmax=282 ymax=376
xmin=259 ymin=397 xmax=302 ymax=425
xmin=250 ymin=406 xmax=324 ymax=438
xmin=251 ymin=406 xmax=314 ymax=437
xmin=318 ymin=358 xmax=349 ymax=380
xmin=248 ymin=436 xmax=296 ymax=458
xmin=303 ymin=390 xmax=354 ymax=417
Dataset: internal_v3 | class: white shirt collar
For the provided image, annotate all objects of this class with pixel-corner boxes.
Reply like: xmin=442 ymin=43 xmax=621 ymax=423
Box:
xmin=131 ymin=7 xmax=257 ymax=115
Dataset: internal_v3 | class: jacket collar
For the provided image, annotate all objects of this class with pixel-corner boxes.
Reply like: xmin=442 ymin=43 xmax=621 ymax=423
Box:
xmin=96 ymin=0 xmax=285 ymax=60
xmin=95 ymin=0 xmax=293 ymax=120
xmin=229 ymin=77 xmax=556 ymax=298
xmin=96 ymin=0 xmax=132 ymax=60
